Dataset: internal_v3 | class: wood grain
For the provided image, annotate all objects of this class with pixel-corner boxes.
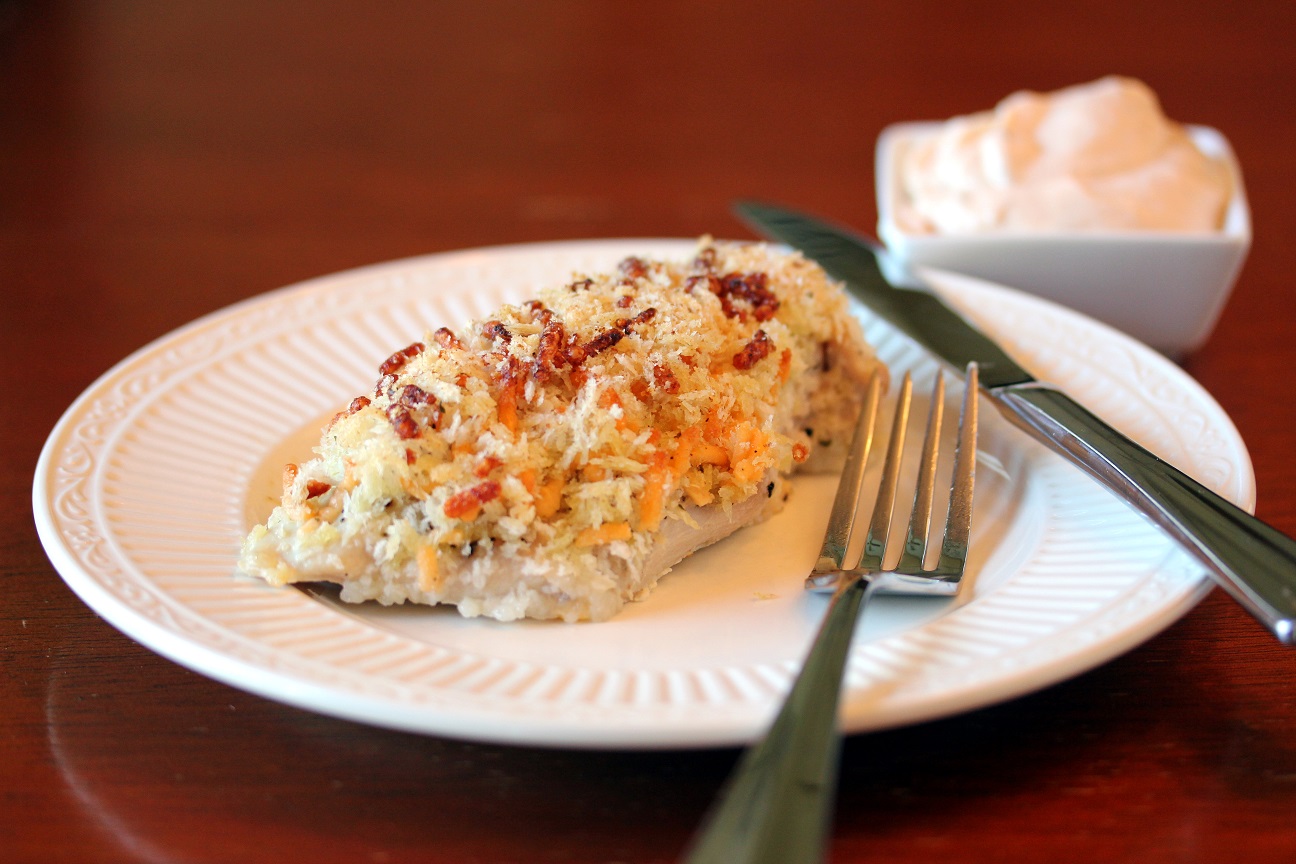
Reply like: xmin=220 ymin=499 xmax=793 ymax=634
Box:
xmin=4 ymin=2 xmax=1294 ymax=861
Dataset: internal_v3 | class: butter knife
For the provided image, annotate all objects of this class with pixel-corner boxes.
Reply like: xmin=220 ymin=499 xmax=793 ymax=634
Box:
xmin=736 ymin=200 xmax=1296 ymax=643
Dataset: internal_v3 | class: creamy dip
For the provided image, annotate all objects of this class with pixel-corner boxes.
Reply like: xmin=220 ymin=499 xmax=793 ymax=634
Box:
xmin=897 ymin=77 xmax=1231 ymax=234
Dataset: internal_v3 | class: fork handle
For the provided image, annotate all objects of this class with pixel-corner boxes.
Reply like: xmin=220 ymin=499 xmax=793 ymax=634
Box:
xmin=993 ymin=385 xmax=1296 ymax=643
xmin=680 ymin=577 xmax=871 ymax=864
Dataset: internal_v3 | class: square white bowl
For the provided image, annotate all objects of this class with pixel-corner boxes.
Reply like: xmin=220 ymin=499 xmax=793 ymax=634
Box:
xmin=876 ymin=121 xmax=1251 ymax=357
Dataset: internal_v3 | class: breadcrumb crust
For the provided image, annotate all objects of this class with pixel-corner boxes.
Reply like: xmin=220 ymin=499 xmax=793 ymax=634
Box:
xmin=238 ymin=240 xmax=882 ymax=621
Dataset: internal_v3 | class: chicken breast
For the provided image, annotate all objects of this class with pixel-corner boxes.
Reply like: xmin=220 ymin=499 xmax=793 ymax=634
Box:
xmin=238 ymin=240 xmax=883 ymax=622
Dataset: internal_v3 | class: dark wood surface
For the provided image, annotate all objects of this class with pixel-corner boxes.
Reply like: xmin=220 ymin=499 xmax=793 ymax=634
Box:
xmin=5 ymin=2 xmax=1295 ymax=862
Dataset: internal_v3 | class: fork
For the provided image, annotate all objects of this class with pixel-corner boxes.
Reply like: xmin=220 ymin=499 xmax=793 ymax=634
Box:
xmin=680 ymin=363 xmax=979 ymax=864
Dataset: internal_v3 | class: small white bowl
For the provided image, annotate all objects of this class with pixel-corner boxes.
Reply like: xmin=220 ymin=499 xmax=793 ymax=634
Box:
xmin=876 ymin=121 xmax=1251 ymax=357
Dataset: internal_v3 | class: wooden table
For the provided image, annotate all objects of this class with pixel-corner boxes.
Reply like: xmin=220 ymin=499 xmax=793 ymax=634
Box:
xmin=5 ymin=2 xmax=1294 ymax=861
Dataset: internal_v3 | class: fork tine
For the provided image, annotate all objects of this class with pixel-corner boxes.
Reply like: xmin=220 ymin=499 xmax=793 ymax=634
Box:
xmin=895 ymin=374 xmax=946 ymax=574
xmin=813 ymin=370 xmax=884 ymax=575
xmin=856 ymin=371 xmax=913 ymax=572
xmin=934 ymin=363 xmax=979 ymax=578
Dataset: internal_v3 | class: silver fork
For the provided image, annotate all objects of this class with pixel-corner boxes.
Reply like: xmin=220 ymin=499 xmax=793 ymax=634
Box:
xmin=681 ymin=363 xmax=979 ymax=864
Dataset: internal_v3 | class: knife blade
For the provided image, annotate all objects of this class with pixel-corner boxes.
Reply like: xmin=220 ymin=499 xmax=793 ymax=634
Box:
xmin=735 ymin=200 xmax=1296 ymax=644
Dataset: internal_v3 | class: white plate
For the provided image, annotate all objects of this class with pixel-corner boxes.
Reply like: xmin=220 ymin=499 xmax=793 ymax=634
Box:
xmin=33 ymin=239 xmax=1254 ymax=749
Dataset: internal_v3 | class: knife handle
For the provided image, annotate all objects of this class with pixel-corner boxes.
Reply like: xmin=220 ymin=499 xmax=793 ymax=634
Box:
xmin=992 ymin=385 xmax=1296 ymax=643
